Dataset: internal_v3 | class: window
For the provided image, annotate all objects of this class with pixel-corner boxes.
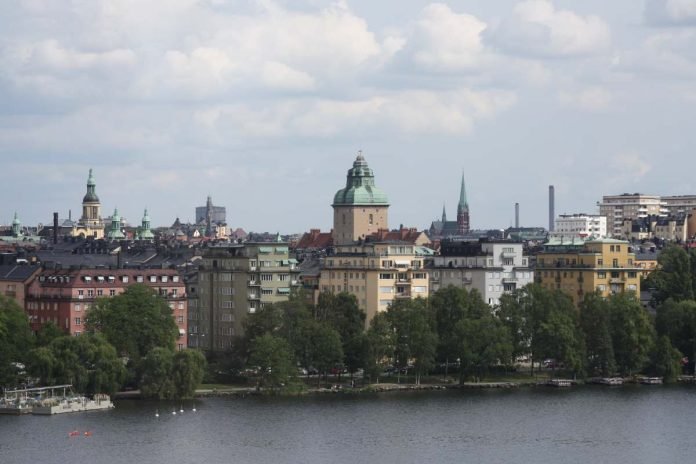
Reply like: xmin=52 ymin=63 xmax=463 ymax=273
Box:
xmin=598 ymin=259 xmax=603 ymax=266
xmin=75 ymin=303 xmax=81 ymax=312
xmin=369 ymin=214 xmax=373 ymax=225
xmin=222 ymin=301 xmax=234 ymax=309
xmin=162 ymin=276 xmax=169 ymax=283
xmin=379 ymin=273 xmax=394 ymax=280
xmin=413 ymin=286 xmax=426 ymax=293
xmin=74 ymin=317 xmax=81 ymax=326
xmin=278 ymin=274 xmax=289 ymax=281
xmin=149 ymin=276 xmax=157 ymax=283
xmin=598 ymin=271 xmax=606 ymax=278
xmin=109 ymin=290 xmax=116 ymax=296
xmin=87 ymin=289 xmax=94 ymax=297
xmin=136 ymin=275 xmax=144 ymax=283
xmin=261 ymin=288 xmax=274 ymax=295
xmin=172 ymin=276 xmax=180 ymax=282
xmin=611 ymin=271 xmax=620 ymax=278
xmin=613 ymin=259 xmax=619 ymax=267
xmin=177 ymin=316 xmax=184 ymax=323
xmin=221 ymin=287 xmax=234 ymax=295
xmin=379 ymin=286 xmax=394 ymax=293
xmin=178 ymin=302 xmax=184 ymax=309
xmin=261 ymin=274 xmax=273 ymax=281
xmin=628 ymin=272 xmax=637 ymax=278
xmin=97 ymin=289 xmax=103 ymax=296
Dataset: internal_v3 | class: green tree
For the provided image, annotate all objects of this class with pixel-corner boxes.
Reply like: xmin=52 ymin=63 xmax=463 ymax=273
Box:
xmin=387 ymin=299 xmax=438 ymax=384
xmin=30 ymin=334 xmax=125 ymax=395
xmin=171 ymin=349 xmax=207 ymax=398
xmin=608 ymin=293 xmax=655 ymax=376
xmin=0 ymin=295 xmax=34 ymax=387
xmin=648 ymin=335 xmax=682 ymax=383
xmin=140 ymin=347 xmax=175 ymax=399
xmin=649 ymin=245 xmax=694 ymax=304
xmin=248 ymin=334 xmax=296 ymax=391
xmin=36 ymin=321 xmax=65 ymax=347
xmin=655 ymin=299 xmax=696 ymax=373
xmin=315 ymin=292 xmax=367 ymax=375
xmin=86 ymin=284 xmax=179 ymax=367
xmin=365 ymin=312 xmax=395 ymax=383
xmin=455 ymin=314 xmax=512 ymax=383
xmin=580 ymin=293 xmax=616 ymax=377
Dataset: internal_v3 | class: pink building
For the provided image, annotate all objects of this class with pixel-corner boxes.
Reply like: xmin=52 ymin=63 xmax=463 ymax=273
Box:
xmin=26 ymin=268 xmax=187 ymax=350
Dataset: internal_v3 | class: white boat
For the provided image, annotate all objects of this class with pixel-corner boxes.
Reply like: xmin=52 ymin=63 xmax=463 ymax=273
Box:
xmin=32 ymin=394 xmax=114 ymax=415
xmin=639 ymin=377 xmax=663 ymax=385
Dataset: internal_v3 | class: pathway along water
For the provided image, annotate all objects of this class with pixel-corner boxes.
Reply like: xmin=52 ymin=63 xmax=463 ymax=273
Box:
xmin=2 ymin=385 xmax=696 ymax=464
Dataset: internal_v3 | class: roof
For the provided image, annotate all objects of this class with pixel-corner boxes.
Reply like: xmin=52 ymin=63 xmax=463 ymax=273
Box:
xmin=333 ymin=154 xmax=389 ymax=206
xmin=366 ymin=228 xmax=428 ymax=245
xmin=0 ymin=264 xmax=41 ymax=281
xmin=296 ymin=229 xmax=333 ymax=250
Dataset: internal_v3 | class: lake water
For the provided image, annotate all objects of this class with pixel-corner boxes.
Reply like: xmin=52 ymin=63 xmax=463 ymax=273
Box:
xmin=2 ymin=385 xmax=696 ymax=464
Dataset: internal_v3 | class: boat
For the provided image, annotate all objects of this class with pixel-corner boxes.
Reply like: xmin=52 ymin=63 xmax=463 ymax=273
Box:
xmin=590 ymin=377 xmax=624 ymax=386
xmin=2 ymin=385 xmax=114 ymax=415
xmin=639 ymin=377 xmax=663 ymax=385
xmin=545 ymin=379 xmax=572 ymax=387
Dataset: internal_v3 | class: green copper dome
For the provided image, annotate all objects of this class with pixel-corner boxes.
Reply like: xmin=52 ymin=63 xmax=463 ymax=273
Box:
xmin=333 ymin=153 xmax=389 ymax=206
xmin=83 ymin=168 xmax=100 ymax=203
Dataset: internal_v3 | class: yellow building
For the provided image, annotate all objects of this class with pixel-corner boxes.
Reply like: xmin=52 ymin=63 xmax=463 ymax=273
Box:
xmin=320 ymin=241 xmax=429 ymax=326
xmin=71 ymin=169 xmax=105 ymax=239
xmin=535 ymin=238 xmax=641 ymax=306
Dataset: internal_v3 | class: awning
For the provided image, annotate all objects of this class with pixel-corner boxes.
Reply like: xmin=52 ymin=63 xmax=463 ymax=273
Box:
xmin=178 ymin=328 xmax=186 ymax=336
xmin=288 ymin=259 xmax=298 ymax=264
xmin=275 ymin=247 xmax=289 ymax=253
xmin=277 ymin=287 xmax=290 ymax=294
xmin=258 ymin=247 xmax=273 ymax=253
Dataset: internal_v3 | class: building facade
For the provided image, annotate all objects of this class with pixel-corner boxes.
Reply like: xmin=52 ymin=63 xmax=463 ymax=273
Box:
xmin=0 ymin=264 xmax=41 ymax=309
xmin=319 ymin=241 xmax=430 ymax=326
xmin=188 ymin=243 xmax=300 ymax=351
xmin=332 ymin=153 xmax=389 ymax=246
xmin=535 ymin=238 xmax=641 ymax=306
xmin=72 ymin=169 xmax=105 ymax=239
xmin=598 ymin=194 xmax=667 ymax=236
xmin=554 ymin=214 xmax=607 ymax=238
xmin=428 ymin=240 xmax=533 ymax=306
xmin=25 ymin=268 xmax=188 ymax=349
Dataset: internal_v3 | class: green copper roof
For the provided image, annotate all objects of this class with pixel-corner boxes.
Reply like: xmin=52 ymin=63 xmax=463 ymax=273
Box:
xmin=83 ymin=168 xmax=100 ymax=203
xmin=333 ymin=153 xmax=389 ymax=206
xmin=12 ymin=211 xmax=20 ymax=226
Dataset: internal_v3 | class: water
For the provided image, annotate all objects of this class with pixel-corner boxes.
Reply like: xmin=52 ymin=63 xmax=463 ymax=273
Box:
xmin=2 ymin=386 xmax=696 ymax=464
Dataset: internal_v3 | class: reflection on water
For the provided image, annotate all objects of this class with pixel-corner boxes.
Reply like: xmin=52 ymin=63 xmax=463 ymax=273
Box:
xmin=2 ymin=386 xmax=696 ymax=464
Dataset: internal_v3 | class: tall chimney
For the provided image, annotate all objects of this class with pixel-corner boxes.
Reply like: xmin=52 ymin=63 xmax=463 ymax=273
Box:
xmin=515 ymin=203 xmax=519 ymax=228
xmin=549 ymin=185 xmax=555 ymax=232
xmin=53 ymin=212 xmax=59 ymax=244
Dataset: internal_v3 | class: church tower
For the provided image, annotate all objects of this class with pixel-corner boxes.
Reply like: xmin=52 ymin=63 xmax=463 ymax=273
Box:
xmin=81 ymin=169 xmax=102 ymax=227
xmin=107 ymin=208 xmax=125 ymax=240
xmin=11 ymin=212 xmax=21 ymax=238
xmin=138 ymin=208 xmax=155 ymax=241
xmin=332 ymin=152 xmax=389 ymax=246
xmin=456 ymin=171 xmax=470 ymax=235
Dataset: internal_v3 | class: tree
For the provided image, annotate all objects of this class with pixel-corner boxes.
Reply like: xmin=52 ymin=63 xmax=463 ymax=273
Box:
xmin=315 ymin=292 xmax=367 ymax=375
xmin=608 ymin=293 xmax=655 ymax=376
xmin=365 ymin=312 xmax=395 ymax=383
xmin=580 ymin=293 xmax=616 ymax=377
xmin=140 ymin=347 xmax=175 ymax=399
xmin=171 ymin=350 xmax=207 ymax=398
xmin=387 ymin=299 xmax=438 ymax=385
xmin=0 ymin=295 xmax=34 ymax=387
xmin=649 ymin=245 xmax=694 ymax=304
xmin=655 ymin=299 xmax=696 ymax=373
xmin=648 ymin=336 xmax=682 ymax=383
xmin=85 ymin=284 xmax=179 ymax=366
xmin=455 ymin=314 xmax=512 ymax=383
xmin=248 ymin=334 xmax=296 ymax=391
xmin=36 ymin=322 xmax=65 ymax=347
xmin=28 ymin=334 xmax=126 ymax=395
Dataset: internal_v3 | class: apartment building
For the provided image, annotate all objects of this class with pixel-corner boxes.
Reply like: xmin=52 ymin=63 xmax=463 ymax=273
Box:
xmin=319 ymin=241 xmax=430 ymax=326
xmin=25 ymin=267 xmax=188 ymax=349
xmin=554 ymin=214 xmax=607 ymax=238
xmin=428 ymin=239 xmax=534 ymax=306
xmin=535 ymin=237 xmax=641 ymax=306
xmin=188 ymin=243 xmax=300 ymax=351
xmin=0 ymin=264 xmax=41 ymax=309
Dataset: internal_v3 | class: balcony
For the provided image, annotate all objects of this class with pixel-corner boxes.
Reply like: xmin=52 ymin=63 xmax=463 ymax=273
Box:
xmin=395 ymin=292 xmax=412 ymax=299
xmin=248 ymin=281 xmax=260 ymax=286
xmin=248 ymin=294 xmax=260 ymax=300
xmin=609 ymin=278 xmax=625 ymax=284
xmin=502 ymin=277 xmax=518 ymax=283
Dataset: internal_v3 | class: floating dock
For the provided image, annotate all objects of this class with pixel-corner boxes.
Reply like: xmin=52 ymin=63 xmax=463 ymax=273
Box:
xmin=1 ymin=385 xmax=114 ymax=415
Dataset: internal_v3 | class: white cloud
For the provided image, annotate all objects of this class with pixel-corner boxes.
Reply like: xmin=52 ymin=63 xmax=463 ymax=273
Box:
xmin=408 ymin=3 xmax=487 ymax=72
xmin=485 ymin=0 xmax=611 ymax=57
xmin=610 ymin=153 xmax=652 ymax=183
xmin=645 ymin=0 xmax=696 ymax=26
xmin=616 ymin=30 xmax=696 ymax=79
xmin=558 ymin=86 xmax=612 ymax=111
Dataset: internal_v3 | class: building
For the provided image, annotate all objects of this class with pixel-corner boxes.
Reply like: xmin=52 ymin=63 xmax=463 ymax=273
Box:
xmin=620 ymin=214 xmax=695 ymax=242
xmin=0 ymin=212 xmax=41 ymax=245
xmin=25 ymin=267 xmax=188 ymax=349
xmin=598 ymin=194 xmax=667 ymax=236
xmin=72 ymin=169 xmax=105 ymax=239
xmin=554 ymin=214 xmax=607 ymax=239
xmin=0 ymin=264 xmax=41 ymax=308
xmin=428 ymin=239 xmax=534 ymax=306
xmin=195 ymin=196 xmax=227 ymax=239
xmin=535 ymin=237 xmax=642 ymax=306
xmin=429 ymin=172 xmax=471 ymax=239
xmin=188 ymin=243 xmax=300 ymax=351
xmin=319 ymin=241 xmax=430 ymax=326
xmin=106 ymin=208 xmax=126 ymax=240
xmin=661 ymin=195 xmax=696 ymax=217
xmin=332 ymin=153 xmax=389 ymax=246
xmin=137 ymin=209 xmax=155 ymax=241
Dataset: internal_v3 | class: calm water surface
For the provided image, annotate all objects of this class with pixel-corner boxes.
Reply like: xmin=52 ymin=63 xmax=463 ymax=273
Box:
xmin=2 ymin=386 xmax=696 ymax=464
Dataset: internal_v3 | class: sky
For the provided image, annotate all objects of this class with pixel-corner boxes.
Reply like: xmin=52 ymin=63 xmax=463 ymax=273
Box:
xmin=1 ymin=0 xmax=696 ymax=233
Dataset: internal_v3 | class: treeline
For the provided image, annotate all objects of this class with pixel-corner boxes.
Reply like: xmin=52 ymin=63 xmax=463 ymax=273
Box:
xmin=0 ymin=285 xmax=205 ymax=399
xmin=227 ymin=245 xmax=696 ymax=388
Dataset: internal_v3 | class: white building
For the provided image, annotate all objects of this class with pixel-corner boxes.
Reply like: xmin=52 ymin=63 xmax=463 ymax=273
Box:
xmin=554 ymin=214 xmax=607 ymax=238
xmin=428 ymin=240 xmax=534 ymax=306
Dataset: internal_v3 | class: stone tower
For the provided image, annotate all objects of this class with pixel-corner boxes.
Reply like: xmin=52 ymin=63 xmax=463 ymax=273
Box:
xmin=332 ymin=152 xmax=389 ymax=246
xmin=81 ymin=169 xmax=102 ymax=227
xmin=457 ymin=171 xmax=470 ymax=235
xmin=11 ymin=212 xmax=21 ymax=237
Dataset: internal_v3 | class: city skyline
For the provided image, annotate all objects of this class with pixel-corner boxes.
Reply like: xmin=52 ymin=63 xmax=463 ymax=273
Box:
xmin=1 ymin=0 xmax=695 ymax=231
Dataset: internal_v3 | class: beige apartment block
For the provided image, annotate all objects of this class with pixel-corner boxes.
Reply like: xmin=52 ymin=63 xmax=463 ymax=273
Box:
xmin=319 ymin=242 xmax=429 ymax=326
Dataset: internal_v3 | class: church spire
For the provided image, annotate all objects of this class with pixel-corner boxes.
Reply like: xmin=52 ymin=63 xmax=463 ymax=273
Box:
xmin=458 ymin=171 xmax=468 ymax=212
xmin=441 ymin=203 xmax=447 ymax=222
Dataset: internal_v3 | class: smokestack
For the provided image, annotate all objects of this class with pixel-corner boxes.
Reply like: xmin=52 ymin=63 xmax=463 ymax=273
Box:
xmin=53 ymin=212 xmax=58 ymax=244
xmin=549 ymin=185 xmax=555 ymax=232
xmin=515 ymin=203 xmax=519 ymax=228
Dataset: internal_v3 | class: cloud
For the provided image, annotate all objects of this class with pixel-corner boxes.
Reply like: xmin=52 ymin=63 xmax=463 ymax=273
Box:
xmin=645 ymin=0 xmax=696 ymax=26
xmin=616 ymin=30 xmax=696 ymax=79
xmin=484 ymin=0 xmax=611 ymax=57
xmin=558 ymin=86 xmax=612 ymax=111
xmin=611 ymin=153 xmax=652 ymax=183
